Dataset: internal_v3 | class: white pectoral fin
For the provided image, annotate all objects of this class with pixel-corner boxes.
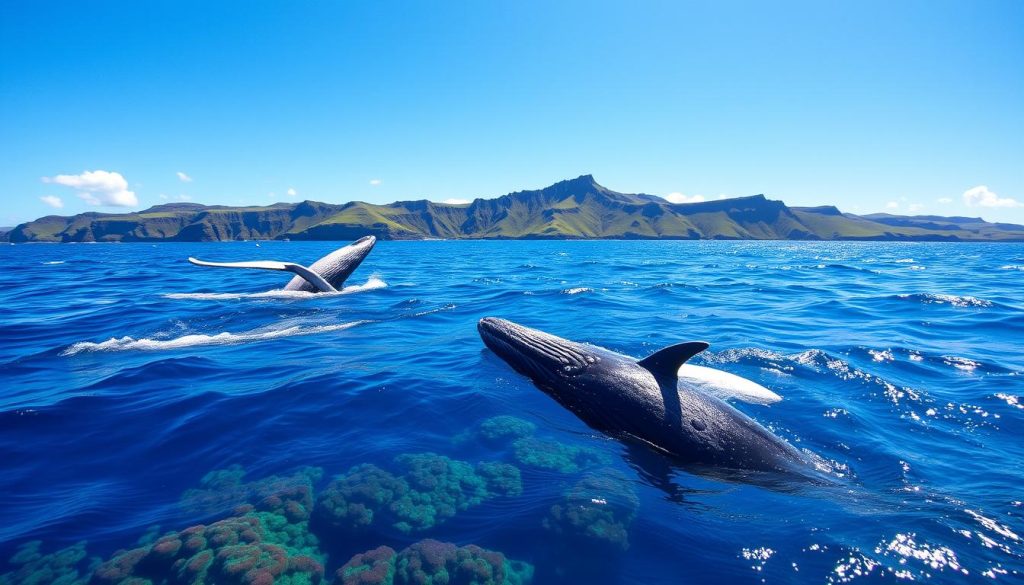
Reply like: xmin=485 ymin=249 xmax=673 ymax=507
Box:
xmin=678 ymin=364 xmax=782 ymax=405
xmin=187 ymin=257 xmax=337 ymax=292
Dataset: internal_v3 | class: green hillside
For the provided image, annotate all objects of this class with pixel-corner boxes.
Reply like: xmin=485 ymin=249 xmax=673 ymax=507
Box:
xmin=7 ymin=175 xmax=1024 ymax=242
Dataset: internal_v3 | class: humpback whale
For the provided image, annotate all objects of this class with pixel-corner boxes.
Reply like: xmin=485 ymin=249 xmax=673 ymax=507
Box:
xmin=477 ymin=317 xmax=819 ymax=478
xmin=187 ymin=235 xmax=376 ymax=293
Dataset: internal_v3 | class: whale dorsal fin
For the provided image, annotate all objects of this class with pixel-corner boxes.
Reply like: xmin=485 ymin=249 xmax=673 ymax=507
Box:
xmin=638 ymin=342 xmax=709 ymax=382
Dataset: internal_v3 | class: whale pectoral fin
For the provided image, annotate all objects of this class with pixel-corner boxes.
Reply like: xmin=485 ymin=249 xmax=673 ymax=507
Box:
xmin=187 ymin=258 xmax=337 ymax=292
xmin=638 ymin=341 xmax=710 ymax=382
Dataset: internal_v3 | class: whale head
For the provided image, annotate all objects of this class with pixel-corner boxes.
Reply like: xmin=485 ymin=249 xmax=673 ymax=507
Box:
xmin=477 ymin=317 xmax=615 ymax=402
xmin=284 ymin=235 xmax=376 ymax=291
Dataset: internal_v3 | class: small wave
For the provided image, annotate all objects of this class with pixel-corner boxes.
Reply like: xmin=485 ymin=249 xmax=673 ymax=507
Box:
xmin=896 ymin=293 xmax=992 ymax=308
xmin=1000 ymin=265 xmax=1024 ymax=271
xmin=62 ymin=320 xmax=367 ymax=355
xmin=869 ymin=349 xmax=894 ymax=362
xmin=164 ymin=276 xmax=387 ymax=300
xmin=42 ymin=261 xmax=66 ymax=265
xmin=943 ymin=356 xmax=980 ymax=372
xmin=894 ymin=258 xmax=915 ymax=263
xmin=561 ymin=287 xmax=593 ymax=295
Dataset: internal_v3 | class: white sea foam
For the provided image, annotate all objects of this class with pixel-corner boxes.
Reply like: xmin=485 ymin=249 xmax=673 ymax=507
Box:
xmin=62 ymin=320 xmax=367 ymax=355
xmin=999 ymin=265 xmax=1024 ymax=271
xmin=42 ymin=260 xmax=66 ymax=265
xmin=898 ymin=293 xmax=992 ymax=308
xmin=561 ymin=287 xmax=593 ymax=295
xmin=164 ymin=276 xmax=387 ymax=300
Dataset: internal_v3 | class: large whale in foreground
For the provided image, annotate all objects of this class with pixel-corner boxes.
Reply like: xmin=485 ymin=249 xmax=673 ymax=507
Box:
xmin=187 ymin=236 xmax=376 ymax=292
xmin=478 ymin=317 xmax=821 ymax=479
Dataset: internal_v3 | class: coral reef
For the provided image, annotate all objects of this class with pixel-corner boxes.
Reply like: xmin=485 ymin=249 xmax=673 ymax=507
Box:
xmin=510 ymin=438 xmax=610 ymax=474
xmin=89 ymin=513 xmax=323 ymax=585
xmin=312 ymin=465 xmax=409 ymax=533
xmin=334 ymin=546 xmax=395 ymax=585
xmin=476 ymin=417 xmax=536 ymax=445
xmin=181 ymin=466 xmax=323 ymax=522
xmin=542 ymin=469 xmax=640 ymax=551
xmin=314 ymin=454 xmax=522 ymax=535
xmin=0 ymin=540 xmax=96 ymax=585
xmin=336 ymin=540 xmax=533 ymax=585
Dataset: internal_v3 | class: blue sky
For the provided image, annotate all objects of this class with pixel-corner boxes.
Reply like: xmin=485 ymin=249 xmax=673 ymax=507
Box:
xmin=2 ymin=1 xmax=1022 ymax=225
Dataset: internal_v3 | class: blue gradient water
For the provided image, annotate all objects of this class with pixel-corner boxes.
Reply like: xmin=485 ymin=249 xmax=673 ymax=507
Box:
xmin=1 ymin=241 xmax=1022 ymax=584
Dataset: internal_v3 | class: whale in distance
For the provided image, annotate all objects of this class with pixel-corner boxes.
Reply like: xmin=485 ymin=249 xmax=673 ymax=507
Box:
xmin=187 ymin=235 xmax=376 ymax=293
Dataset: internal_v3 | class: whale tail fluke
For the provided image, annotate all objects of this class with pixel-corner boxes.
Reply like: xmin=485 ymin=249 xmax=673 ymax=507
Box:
xmin=186 ymin=257 xmax=337 ymax=292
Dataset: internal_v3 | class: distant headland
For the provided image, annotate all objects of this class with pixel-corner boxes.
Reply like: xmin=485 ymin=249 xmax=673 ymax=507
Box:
xmin=5 ymin=175 xmax=1023 ymax=242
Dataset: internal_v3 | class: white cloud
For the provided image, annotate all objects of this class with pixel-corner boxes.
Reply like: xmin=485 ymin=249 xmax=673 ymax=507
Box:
xmin=369 ymin=179 xmax=382 ymax=186
xmin=159 ymin=193 xmax=191 ymax=201
xmin=937 ymin=197 xmax=953 ymax=204
xmin=665 ymin=192 xmax=706 ymax=204
xmin=885 ymin=201 xmax=900 ymax=210
xmin=43 ymin=170 xmax=138 ymax=207
xmin=287 ymin=187 xmax=298 ymax=197
xmin=963 ymin=185 xmax=1020 ymax=208
xmin=908 ymin=203 xmax=924 ymax=213
xmin=441 ymin=198 xmax=470 ymax=205
xmin=39 ymin=195 xmax=64 ymax=209
xmin=176 ymin=171 xmax=192 ymax=183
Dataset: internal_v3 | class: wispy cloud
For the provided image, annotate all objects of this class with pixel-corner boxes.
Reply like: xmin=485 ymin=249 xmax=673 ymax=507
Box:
xmin=369 ymin=179 xmax=382 ymax=186
xmin=442 ymin=198 xmax=470 ymax=204
xmin=159 ymin=194 xmax=192 ymax=201
xmin=885 ymin=201 xmax=900 ymax=210
xmin=39 ymin=195 xmax=64 ymax=209
xmin=937 ymin=197 xmax=953 ymax=204
xmin=42 ymin=170 xmax=138 ymax=207
xmin=176 ymin=171 xmax=192 ymax=183
xmin=963 ymin=185 xmax=1020 ymax=208
xmin=908 ymin=203 xmax=924 ymax=213
xmin=665 ymin=192 xmax=706 ymax=204
xmin=287 ymin=187 xmax=298 ymax=197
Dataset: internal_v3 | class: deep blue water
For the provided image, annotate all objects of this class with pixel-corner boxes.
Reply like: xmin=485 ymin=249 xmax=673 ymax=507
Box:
xmin=1 ymin=240 xmax=1022 ymax=584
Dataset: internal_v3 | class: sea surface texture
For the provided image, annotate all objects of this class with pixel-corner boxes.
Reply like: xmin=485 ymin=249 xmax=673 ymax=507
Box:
xmin=1 ymin=241 xmax=1022 ymax=584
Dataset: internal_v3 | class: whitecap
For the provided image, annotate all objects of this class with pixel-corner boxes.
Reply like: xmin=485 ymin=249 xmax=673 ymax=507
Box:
xmin=943 ymin=356 xmax=980 ymax=372
xmin=164 ymin=276 xmax=387 ymax=300
xmin=42 ymin=260 xmax=66 ymax=265
xmin=561 ymin=287 xmax=593 ymax=295
xmin=897 ymin=293 xmax=992 ymax=308
xmin=62 ymin=320 xmax=367 ymax=355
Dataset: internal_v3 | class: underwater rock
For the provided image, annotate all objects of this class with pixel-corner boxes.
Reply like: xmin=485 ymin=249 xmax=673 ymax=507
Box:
xmin=477 ymin=416 xmax=536 ymax=445
xmin=542 ymin=469 xmax=640 ymax=551
xmin=313 ymin=454 xmax=523 ymax=536
xmin=336 ymin=540 xmax=533 ymax=585
xmin=511 ymin=438 xmax=610 ymax=473
xmin=0 ymin=540 xmax=97 ymax=585
xmin=181 ymin=466 xmax=323 ymax=522
xmin=89 ymin=512 xmax=323 ymax=585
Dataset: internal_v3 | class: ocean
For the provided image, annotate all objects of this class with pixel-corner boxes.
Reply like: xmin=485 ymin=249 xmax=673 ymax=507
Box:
xmin=1 ymin=240 xmax=1021 ymax=584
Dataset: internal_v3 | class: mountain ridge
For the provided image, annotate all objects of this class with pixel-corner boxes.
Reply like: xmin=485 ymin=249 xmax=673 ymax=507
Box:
xmin=7 ymin=175 xmax=1024 ymax=242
